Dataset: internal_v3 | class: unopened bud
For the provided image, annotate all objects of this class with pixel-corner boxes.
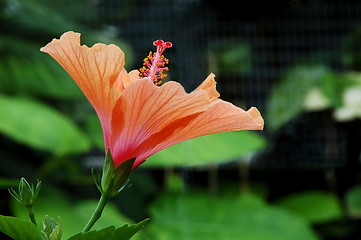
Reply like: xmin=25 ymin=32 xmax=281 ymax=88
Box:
xmin=9 ymin=177 xmax=41 ymax=207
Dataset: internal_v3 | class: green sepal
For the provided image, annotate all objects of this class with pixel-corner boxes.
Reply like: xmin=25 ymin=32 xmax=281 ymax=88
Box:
xmin=91 ymin=168 xmax=102 ymax=193
xmin=8 ymin=188 xmax=22 ymax=204
xmin=101 ymin=149 xmax=115 ymax=194
xmin=99 ymin=149 xmax=135 ymax=198
xmin=33 ymin=181 xmax=41 ymax=201
xmin=19 ymin=178 xmax=34 ymax=207
xmin=41 ymin=215 xmax=62 ymax=240
xmin=112 ymin=158 xmax=135 ymax=196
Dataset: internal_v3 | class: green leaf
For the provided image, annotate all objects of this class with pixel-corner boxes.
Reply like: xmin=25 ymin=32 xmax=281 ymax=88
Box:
xmin=148 ymin=193 xmax=320 ymax=240
xmin=275 ymin=191 xmax=343 ymax=224
xmin=68 ymin=226 xmax=114 ymax=240
xmin=110 ymin=219 xmax=149 ymax=240
xmin=345 ymin=185 xmax=361 ymax=218
xmin=68 ymin=219 xmax=149 ymax=240
xmin=0 ymin=94 xmax=91 ymax=155
xmin=0 ymin=215 xmax=42 ymax=240
xmin=146 ymin=131 xmax=266 ymax=168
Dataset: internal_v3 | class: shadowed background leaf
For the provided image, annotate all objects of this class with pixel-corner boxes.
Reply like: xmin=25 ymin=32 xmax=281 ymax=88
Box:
xmin=146 ymin=131 xmax=267 ymax=168
xmin=0 ymin=95 xmax=91 ymax=155
xmin=275 ymin=191 xmax=343 ymax=224
xmin=147 ymin=193 xmax=320 ymax=240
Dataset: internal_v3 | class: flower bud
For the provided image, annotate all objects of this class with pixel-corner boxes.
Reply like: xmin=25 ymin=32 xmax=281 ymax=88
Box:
xmin=93 ymin=149 xmax=134 ymax=198
xmin=41 ymin=215 xmax=62 ymax=240
xmin=9 ymin=177 xmax=41 ymax=207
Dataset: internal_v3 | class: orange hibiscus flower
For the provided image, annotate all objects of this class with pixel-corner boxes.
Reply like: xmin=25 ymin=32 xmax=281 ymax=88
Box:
xmin=41 ymin=31 xmax=264 ymax=170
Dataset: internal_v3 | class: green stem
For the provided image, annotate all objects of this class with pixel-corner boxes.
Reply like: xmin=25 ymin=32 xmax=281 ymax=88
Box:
xmin=82 ymin=194 xmax=109 ymax=232
xmin=26 ymin=206 xmax=37 ymax=226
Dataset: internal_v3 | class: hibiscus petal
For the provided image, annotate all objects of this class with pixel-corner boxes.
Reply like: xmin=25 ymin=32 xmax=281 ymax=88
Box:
xmin=193 ymin=73 xmax=220 ymax=102
xmin=111 ymin=68 xmax=129 ymax=92
xmin=40 ymin=31 xmax=127 ymax=149
xmin=109 ymin=78 xmax=215 ymax=167
xmin=133 ymin=100 xmax=264 ymax=168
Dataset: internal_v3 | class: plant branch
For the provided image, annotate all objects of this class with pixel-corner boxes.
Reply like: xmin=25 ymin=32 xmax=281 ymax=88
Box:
xmin=26 ymin=206 xmax=37 ymax=226
xmin=82 ymin=194 xmax=109 ymax=232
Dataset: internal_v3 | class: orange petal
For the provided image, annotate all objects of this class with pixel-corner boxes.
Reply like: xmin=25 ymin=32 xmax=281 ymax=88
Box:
xmin=111 ymin=69 xmax=141 ymax=92
xmin=109 ymin=78 xmax=214 ymax=167
xmin=40 ymin=31 xmax=127 ymax=149
xmin=134 ymin=100 xmax=264 ymax=167
xmin=193 ymin=73 xmax=220 ymax=102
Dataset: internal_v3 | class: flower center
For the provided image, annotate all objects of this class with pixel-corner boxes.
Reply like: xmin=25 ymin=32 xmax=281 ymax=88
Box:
xmin=139 ymin=39 xmax=172 ymax=85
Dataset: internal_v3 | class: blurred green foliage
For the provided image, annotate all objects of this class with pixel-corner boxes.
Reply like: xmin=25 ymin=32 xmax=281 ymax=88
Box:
xmin=266 ymin=64 xmax=355 ymax=131
xmin=146 ymin=131 xmax=267 ymax=168
xmin=208 ymin=40 xmax=252 ymax=75
xmin=148 ymin=192 xmax=320 ymax=240
xmin=266 ymin=21 xmax=361 ymax=131
xmin=0 ymin=95 xmax=91 ymax=155
xmin=342 ymin=24 xmax=361 ymax=70
xmin=275 ymin=191 xmax=343 ymax=224
xmin=345 ymin=186 xmax=361 ymax=218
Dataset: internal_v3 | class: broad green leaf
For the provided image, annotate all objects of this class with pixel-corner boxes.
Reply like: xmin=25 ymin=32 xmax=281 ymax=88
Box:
xmin=68 ymin=226 xmax=114 ymax=240
xmin=11 ymin=188 xmax=144 ymax=239
xmin=148 ymin=193 xmax=320 ymax=240
xmin=0 ymin=215 xmax=42 ymax=240
xmin=146 ymin=131 xmax=266 ymax=168
xmin=111 ymin=219 xmax=149 ymax=240
xmin=0 ymin=94 xmax=91 ymax=155
xmin=345 ymin=185 xmax=361 ymax=218
xmin=68 ymin=219 xmax=149 ymax=240
xmin=68 ymin=226 xmax=115 ymax=240
xmin=275 ymin=191 xmax=343 ymax=224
